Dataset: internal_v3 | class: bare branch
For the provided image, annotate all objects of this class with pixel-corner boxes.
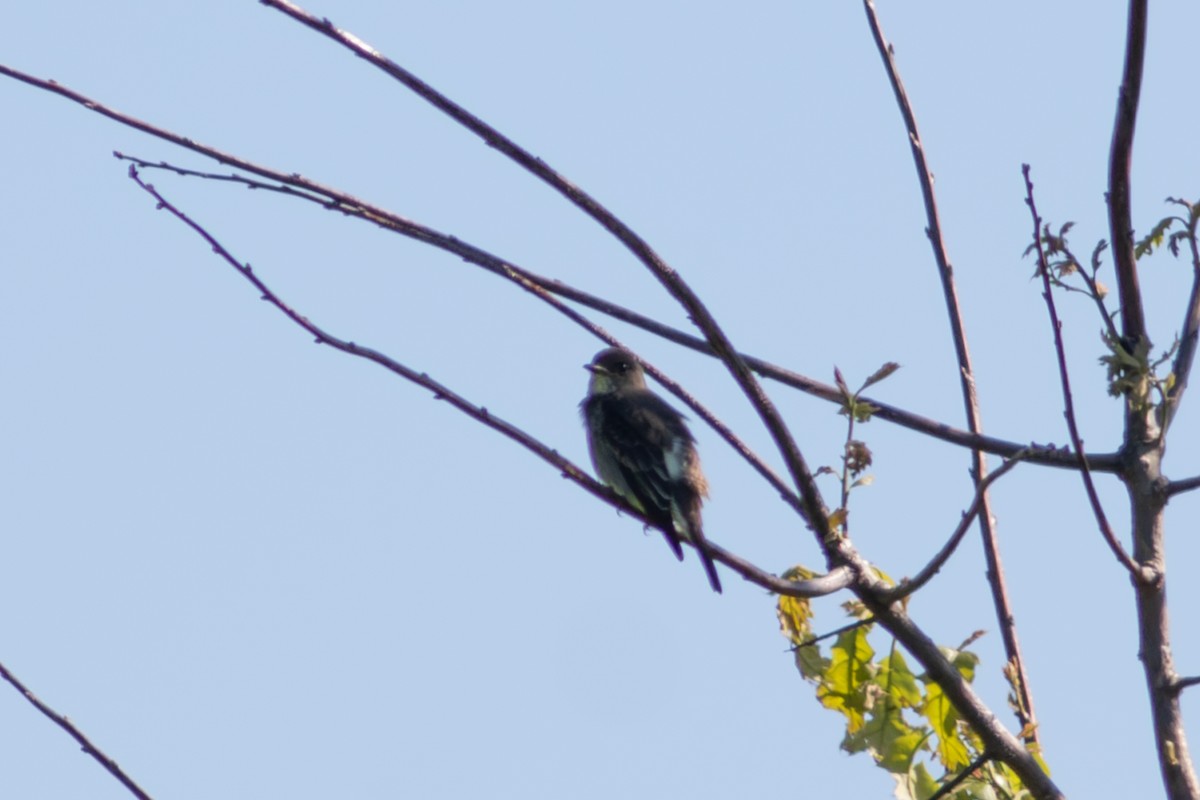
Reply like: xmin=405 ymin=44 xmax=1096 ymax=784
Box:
xmin=1024 ymin=165 xmax=1145 ymax=581
xmin=863 ymin=0 xmax=1039 ymax=747
xmin=0 ymin=659 xmax=153 ymax=800
xmin=124 ymin=165 xmax=841 ymax=600
xmin=884 ymin=454 xmax=1027 ymax=602
xmin=0 ymin=66 xmax=1124 ymax=475
xmin=1107 ymin=0 xmax=1150 ymax=345
xmin=111 ymin=152 xmax=1121 ymax=475
xmin=1166 ymin=474 xmax=1200 ymax=497
xmin=1173 ymin=676 xmax=1200 ymax=695
xmin=1166 ymin=205 xmax=1200 ymax=426
xmin=259 ymin=0 xmax=833 ymax=548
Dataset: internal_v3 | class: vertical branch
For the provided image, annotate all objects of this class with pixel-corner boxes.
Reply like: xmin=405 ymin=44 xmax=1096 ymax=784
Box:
xmin=1107 ymin=0 xmax=1150 ymax=345
xmin=862 ymin=0 xmax=1039 ymax=743
xmin=1106 ymin=2 xmax=1200 ymax=797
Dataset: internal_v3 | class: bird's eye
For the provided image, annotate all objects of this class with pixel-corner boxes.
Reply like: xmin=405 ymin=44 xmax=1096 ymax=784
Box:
xmin=617 ymin=361 xmax=630 ymax=373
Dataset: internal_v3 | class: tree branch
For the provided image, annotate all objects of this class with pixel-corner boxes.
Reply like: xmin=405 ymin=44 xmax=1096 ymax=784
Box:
xmin=928 ymin=751 xmax=991 ymax=800
xmin=1165 ymin=474 xmax=1200 ymax=497
xmin=850 ymin=565 xmax=1064 ymax=800
xmin=261 ymin=2 xmax=836 ymax=554
xmin=0 ymin=66 xmax=1124 ymax=474
xmin=1172 ymin=676 xmax=1200 ymax=695
xmin=0 ymin=659 xmax=153 ymax=800
xmin=884 ymin=453 xmax=1027 ymax=602
xmin=124 ymin=165 xmax=844 ymax=600
xmin=121 ymin=154 xmax=1125 ymax=474
xmin=1165 ymin=204 xmax=1200 ymax=427
xmin=863 ymin=0 xmax=1040 ymax=749
xmin=1023 ymin=165 xmax=1144 ymax=580
xmin=790 ymin=617 xmax=875 ymax=650
xmin=1107 ymin=0 xmax=1150 ymax=346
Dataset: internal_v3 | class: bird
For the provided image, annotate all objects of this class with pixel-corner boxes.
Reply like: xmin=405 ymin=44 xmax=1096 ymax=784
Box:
xmin=580 ymin=347 xmax=722 ymax=593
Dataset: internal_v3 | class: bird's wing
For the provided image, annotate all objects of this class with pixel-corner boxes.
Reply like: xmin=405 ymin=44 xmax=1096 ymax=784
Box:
xmin=597 ymin=394 xmax=682 ymax=515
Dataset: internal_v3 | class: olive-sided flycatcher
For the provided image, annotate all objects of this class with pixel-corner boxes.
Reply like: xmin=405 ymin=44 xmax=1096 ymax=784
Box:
xmin=580 ymin=347 xmax=722 ymax=593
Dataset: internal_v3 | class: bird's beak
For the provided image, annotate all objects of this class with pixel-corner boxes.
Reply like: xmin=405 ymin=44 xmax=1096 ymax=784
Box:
xmin=583 ymin=363 xmax=601 ymax=374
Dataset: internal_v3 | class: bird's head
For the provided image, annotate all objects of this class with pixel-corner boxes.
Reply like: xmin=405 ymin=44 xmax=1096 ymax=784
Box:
xmin=584 ymin=347 xmax=647 ymax=394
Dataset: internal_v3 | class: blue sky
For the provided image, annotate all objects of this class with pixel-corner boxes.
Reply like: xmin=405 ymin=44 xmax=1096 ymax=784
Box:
xmin=2 ymin=1 xmax=1199 ymax=798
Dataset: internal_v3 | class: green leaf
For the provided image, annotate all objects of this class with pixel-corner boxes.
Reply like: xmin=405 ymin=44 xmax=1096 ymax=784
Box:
xmin=880 ymin=649 xmax=922 ymax=708
xmin=794 ymin=641 xmax=829 ymax=681
xmin=1135 ymin=214 xmax=1178 ymax=258
xmin=843 ymin=708 xmax=926 ymax=773
xmin=893 ymin=762 xmax=941 ymax=800
xmin=922 ymin=681 xmax=971 ymax=771
xmin=817 ymin=627 xmax=876 ymax=732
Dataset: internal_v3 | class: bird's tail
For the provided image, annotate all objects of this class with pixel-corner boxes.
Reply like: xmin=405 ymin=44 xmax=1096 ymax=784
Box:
xmin=677 ymin=492 xmax=722 ymax=594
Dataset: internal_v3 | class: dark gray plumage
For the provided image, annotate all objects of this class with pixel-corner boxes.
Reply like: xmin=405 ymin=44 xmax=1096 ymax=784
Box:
xmin=580 ymin=347 xmax=721 ymax=593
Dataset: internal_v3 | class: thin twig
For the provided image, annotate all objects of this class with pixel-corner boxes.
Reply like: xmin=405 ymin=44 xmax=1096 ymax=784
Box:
xmin=863 ymin=0 xmax=1039 ymax=745
xmin=124 ymin=165 xmax=846 ymax=600
xmin=791 ymin=617 xmax=875 ymax=650
xmin=928 ymin=751 xmax=991 ymax=800
xmin=260 ymin=0 xmax=833 ymax=547
xmin=1023 ymin=165 xmax=1143 ymax=580
xmin=0 ymin=660 xmax=153 ymax=800
xmin=884 ymin=454 xmax=1027 ymax=602
xmin=1165 ymin=205 xmax=1200 ymax=427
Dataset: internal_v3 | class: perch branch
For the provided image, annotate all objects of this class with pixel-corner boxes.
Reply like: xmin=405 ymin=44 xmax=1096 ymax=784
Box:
xmin=125 ymin=165 xmax=843 ymax=600
xmin=259 ymin=0 xmax=834 ymax=547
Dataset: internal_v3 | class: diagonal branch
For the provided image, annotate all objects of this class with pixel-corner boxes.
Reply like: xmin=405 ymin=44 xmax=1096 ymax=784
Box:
xmin=863 ymin=0 xmax=1039 ymax=746
xmin=0 ymin=659 xmax=153 ymax=800
xmin=849 ymin=565 xmax=1064 ymax=800
xmin=928 ymin=752 xmax=992 ymax=800
xmin=259 ymin=0 xmax=834 ymax=547
xmin=0 ymin=65 xmax=1123 ymax=473
xmin=112 ymin=151 xmax=1121 ymax=475
xmin=884 ymin=453 xmax=1027 ymax=602
xmin=125 ymin=164 xmax=845 ymax=600
xmin=1023 ymin=165 xmax=1144 ymax=580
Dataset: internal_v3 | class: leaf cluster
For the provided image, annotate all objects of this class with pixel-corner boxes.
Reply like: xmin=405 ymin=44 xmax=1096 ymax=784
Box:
xmin=778 ymin=580 xmax=1038 ymax=800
